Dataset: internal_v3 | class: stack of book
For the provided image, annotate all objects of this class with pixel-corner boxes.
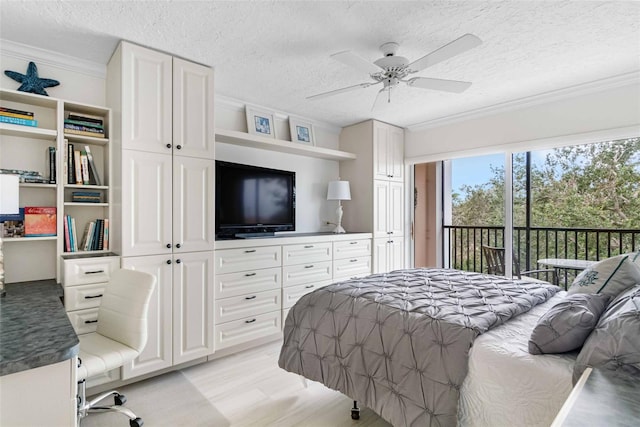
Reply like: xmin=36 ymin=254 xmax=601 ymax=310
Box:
xmin=63 ymin=112 xmax=105 ymax=138
xmin=0 ymin=106 xmax=37 ymax=127
xmin=0 ymin=168 xmax=48 ymax=184
xmin=71 ymin=191 xmax=101 ymax=203
xmin=65 ymin=142 xmax=102 ymax=186
xmin=65 ymin=216 xmax=109 ymax=252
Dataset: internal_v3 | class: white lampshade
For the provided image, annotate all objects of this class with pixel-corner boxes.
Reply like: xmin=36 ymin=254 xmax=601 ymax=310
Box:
xmin=0 ymin=174 xmax=20 ymax=215
xmin=327 ymin=180 xmax=351 ymax=201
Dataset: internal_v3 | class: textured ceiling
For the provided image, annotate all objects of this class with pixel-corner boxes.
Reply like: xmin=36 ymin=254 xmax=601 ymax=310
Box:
xmin=1 ymin=1 xmax=639 ymax=129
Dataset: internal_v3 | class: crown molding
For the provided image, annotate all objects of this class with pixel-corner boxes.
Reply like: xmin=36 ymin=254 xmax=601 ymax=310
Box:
xmin=407 ymin=71 xmax=640 ymax=132
xmin=215 ymin=94 xmax=341 ymax=135
xmin=0 ymin=39 xmax=107 ymax=79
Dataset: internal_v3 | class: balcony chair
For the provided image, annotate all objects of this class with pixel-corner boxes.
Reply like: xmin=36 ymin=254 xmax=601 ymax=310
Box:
xmin=76 ymin=269 xmax=156 ymax=427
xmin=481 ymin=245 xmax=558 ymax=286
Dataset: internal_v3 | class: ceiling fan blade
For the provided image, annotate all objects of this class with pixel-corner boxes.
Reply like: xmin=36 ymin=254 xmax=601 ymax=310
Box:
xmin=371 ymin=88 xmax=390 ymax=111
xmin=408 ymin=33 xmax=482 ymax=72
xmin=307 ymin=82 xmax=378 ymax=100
xmin=407 ymin=77 xmax=473 ymax=93
xmin=331 ymin=50 xmax=383 ymax=75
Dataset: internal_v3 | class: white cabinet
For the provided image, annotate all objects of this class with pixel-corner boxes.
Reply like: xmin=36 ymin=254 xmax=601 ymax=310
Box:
xmin=374 ymin=180 xmax=404 ymax=239
xmin=373 ymin=121 xmax=403 ymax=182
xmin=373 ymin=237 xmax=404 ymax=274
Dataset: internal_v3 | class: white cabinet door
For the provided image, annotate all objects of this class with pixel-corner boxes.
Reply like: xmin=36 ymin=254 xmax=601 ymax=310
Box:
xmin=388 ymin=181 xmax=404 ymax=237
xmin=388 ymin=126 xmax=404 ymax=182
xmin=121 ymin=43 xmax=172 ymax=154
xmin=372 ymin=121 xmax=390 ymax=180
xmin=121 ymin=255 xmax=173 ymax=379
xmin=373 ymin=180 xmax=389 ymax=239
xmin=372 ymin=238 xmax=389 ymax=274
xmin=173 ymin=58 xmax=215 ymax=159
xmin=172 ymin=251 xmax=215 ymax=364
xmin=173 ymin=156 xmax=215 ymax=253
xmin=388 ymin=237 xmax=405 ymax=271
xmin=121 ymin=150 xmax=173 ymax=257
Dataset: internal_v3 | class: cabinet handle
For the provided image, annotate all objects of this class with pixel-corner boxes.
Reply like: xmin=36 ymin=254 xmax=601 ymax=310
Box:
xmin=245 ymin=318 xmax=257 ymax=324
xmin=166 ymin=260 xmax=172 ymax=265
xmin=244 ymin=272 xmax=256 ymax=277
xmin=387 ymin=231 xmax=392 ymax=235
xmin=350 ymin=241 xmax=358 ymax=245
xmin=244 ymin=249 xmax=256 ymax=253
xmin=176 ymin=259 xmax=181 ymax=264
xmin=350 ymin=259 xmax=358 ymax=263
xmin=176 ymin=244 xmax=181 ymax=249
xmin=84 ymin=294 xmax=103 ymax=299
xmin=176 ymin=145 xmax=182 ymax=150
xmin=304 ymin=245 xmax=314 ymax=248
xmin=305 ymin=285 xmax=315 ymax=289
xmin=166 ymin=143 xmax=172 ymax=149
xmin=245 ymin=295 xmax=257 ymax=300
xmin=388 ymin=240 xmax=394 ymax=244
xmin=304 ymin=265 xmax=314 ymax=269
xmin=84 ymin=270 xmax=104 ymax=275
xmin=84 ymin=320 xmax=98 ymax=324
xmin=166 ymin=243 xmax=172 ymax=248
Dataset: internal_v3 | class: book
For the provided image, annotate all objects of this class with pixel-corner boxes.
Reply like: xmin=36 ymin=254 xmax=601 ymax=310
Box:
xmin=66 ymin=111 xmax=103 ymax=125
xmin=24 ymin=206 xmax=56 ymax=237
xmin=103 ymin=219 xmax=109 ymax=250
xmin=0 ymin=207 xmax=24 ymax=222
xmin=0 ymin=115 xmax=38 ymax=127
xmin=83 ymin=221 xmax=95 ymax=251
xmin=71 ymin=217 xmax=78 ymax=252
xmin=66 ymin=215 xmax=75 ymax=251
xmin=63 ymin=139 xmax=68 ymax=184
xmin=63 ymin=123 xmax=104 ymax=134
xmin=84 ymin=145 xmax=102 ymax=186
xmin=74 ymin=149 xmax=82 ymax=184
xmin=71 ymin=191 xmax=101 ymax=203
xmin=80 ymin=152 xmax=90 ymax=185
xmin=1 ymin=220 xmax=24 ymax=238
xmin=0 ymin=106 xmax=34 ymax=117
xmin=79 ymin=222 xmax=91 ymax=251
xmin=0 ymin=111 xmax=34 ymax=120
xmin=91 ymin=219 xmax=102 ymax=250
xmin=64 ymin=119 xmax=104 ymax=130
xmin=96 ymin=219 xmax=104 ymax=250
xmin=48 ymin=146 xmax=56 ymax=184
xmin=63 ymin=215 xmax=70 ymax=251
xmin=63 ymin=128 xmax=105 ymax=138
xmin=67 ymin=143 xmax=75 ymax=184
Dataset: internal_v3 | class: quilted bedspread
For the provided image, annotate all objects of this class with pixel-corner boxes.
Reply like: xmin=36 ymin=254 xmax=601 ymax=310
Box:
xmin=278 ymin=268 xmax=559 ymax=427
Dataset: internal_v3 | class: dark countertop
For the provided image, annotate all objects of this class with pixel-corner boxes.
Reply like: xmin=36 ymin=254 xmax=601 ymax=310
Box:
xmin=0 ymin=280 xmax=79 ymax=376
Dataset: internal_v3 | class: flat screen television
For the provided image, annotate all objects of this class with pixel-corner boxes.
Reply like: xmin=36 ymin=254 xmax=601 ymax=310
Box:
xmin=215 ymin=161 xmax=296 ymax=238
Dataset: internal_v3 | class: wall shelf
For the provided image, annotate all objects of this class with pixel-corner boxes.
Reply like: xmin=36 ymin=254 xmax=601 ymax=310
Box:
xmin=3 ymin=236 xmax=57 ymax=243
xmin=215 ymin=128 xmax=356 ymax=161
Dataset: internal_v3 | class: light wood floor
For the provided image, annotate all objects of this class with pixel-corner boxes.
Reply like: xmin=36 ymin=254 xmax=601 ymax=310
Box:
xmin=84 ymin=340 xmax=391 ymax=426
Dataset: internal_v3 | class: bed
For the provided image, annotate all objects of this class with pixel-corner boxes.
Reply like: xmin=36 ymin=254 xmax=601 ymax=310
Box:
xmin=278 ymin=267 xmax=563 ymax=427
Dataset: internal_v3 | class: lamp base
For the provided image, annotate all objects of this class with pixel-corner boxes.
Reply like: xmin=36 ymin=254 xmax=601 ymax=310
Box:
xmin=333 ymin=224 xmax=346 ymax=234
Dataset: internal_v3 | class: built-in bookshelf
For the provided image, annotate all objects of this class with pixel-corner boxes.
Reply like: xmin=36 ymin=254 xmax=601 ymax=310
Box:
xmin=0 ymin=88 xmax=112 ymax=283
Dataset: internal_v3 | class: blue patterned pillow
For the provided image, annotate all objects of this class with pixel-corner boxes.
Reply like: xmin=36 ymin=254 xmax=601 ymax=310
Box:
xmin=567 ymin=254 xmax=640 ymax=300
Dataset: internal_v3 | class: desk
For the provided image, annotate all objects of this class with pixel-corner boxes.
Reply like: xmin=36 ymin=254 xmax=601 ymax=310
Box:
xmin=537 ymin=258 xmax=597 ymax=289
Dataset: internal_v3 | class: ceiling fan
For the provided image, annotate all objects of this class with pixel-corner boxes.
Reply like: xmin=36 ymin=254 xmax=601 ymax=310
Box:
xmin=307 ymin=33 xmax=482 ymax=109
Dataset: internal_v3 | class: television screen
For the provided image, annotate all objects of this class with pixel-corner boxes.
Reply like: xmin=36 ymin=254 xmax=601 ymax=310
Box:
xmin=216 ymin=161 xmax=295 ymax=237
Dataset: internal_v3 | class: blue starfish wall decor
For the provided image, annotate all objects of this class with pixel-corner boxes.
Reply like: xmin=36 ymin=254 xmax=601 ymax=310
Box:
xmin=4 ymin=61 xmax=60 ymax=96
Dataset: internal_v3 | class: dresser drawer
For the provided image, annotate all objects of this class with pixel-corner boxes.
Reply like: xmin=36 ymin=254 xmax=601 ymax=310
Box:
xmin=215 ymin=289 xmax=281 ymax=324
xmin=282 ymin=242 xmax=332 ymax=266
xmin=333 ymin=239 xmax=372 ymax=259
xmin=282 ymin=280 xmax=333 ymax=309
xmin=215 ymin=311 xmax=281 ymax=350
xmin=333 ymin=256 xmax=372 ymax=281
xmin=214 ymin=267 xmax=281 ymax=300
xmin=64 ymin=283 xmax=106 ymax=311
xmin=282 ymin=260 xmax=332 ymax=287
xmin=63 ymin=257 xmax=120 ymax=287
xmin=67 ymin=308 xmax=99 ymax=335
xmin=214 ymin=246 xmax=281 ymax=274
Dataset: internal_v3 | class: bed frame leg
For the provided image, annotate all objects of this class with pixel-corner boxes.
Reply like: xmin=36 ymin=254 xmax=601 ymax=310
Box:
xmin=351 ymin=400 xmax=360 ymax=420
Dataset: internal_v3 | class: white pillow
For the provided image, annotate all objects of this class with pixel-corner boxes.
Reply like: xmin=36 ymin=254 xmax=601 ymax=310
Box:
xmin=567 ymin=254 xmax=640 ymax=300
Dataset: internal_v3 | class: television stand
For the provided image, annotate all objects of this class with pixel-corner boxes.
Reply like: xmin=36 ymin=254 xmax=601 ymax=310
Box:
xmin=235 ymin=232 xmax=276 ymax=239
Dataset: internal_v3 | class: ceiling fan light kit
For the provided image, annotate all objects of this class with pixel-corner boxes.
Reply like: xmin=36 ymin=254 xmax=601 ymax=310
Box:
xmin=308 ymin=33 xmax=482 ymax=108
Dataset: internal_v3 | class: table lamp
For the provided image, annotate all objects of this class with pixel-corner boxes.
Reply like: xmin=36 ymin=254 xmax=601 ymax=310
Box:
xmin=327 ymin=180 xmax=351 ymax=234
xmin=0 ymin=174 xmax=20 ymax=297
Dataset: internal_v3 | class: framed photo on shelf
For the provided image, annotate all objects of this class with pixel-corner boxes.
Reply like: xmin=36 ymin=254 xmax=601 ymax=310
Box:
xmin=245 ymin=105 xmax=276 ymax=138
xmin=289 ymin=116 xmax=315 ymax=145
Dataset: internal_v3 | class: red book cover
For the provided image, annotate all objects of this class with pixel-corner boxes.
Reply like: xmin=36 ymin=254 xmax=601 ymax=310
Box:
xmin=24 ymin=206 xmax=57 ymax=237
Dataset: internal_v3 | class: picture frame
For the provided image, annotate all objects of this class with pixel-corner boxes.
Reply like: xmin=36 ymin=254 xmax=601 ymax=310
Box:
xmin=245 ymin=105 xmax=276 ymax=139
xmin=288 ymin=116 xmax=315 ymax=146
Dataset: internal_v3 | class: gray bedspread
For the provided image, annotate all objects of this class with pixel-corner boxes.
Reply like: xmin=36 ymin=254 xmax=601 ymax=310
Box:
xmin=278 ymin=268 xmax=559 ymax=426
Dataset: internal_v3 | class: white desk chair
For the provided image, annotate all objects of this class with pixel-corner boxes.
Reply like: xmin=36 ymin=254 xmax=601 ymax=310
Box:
xmin=76 ymin=268 xmax=156 ymax=427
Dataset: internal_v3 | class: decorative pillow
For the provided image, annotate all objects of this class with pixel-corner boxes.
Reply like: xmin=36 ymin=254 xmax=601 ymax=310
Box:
xmin=528 ymin=293 xmax=610 ymax=355
xmin=573 ymin=285 xmax=640 ymax=383
xmin=567 ymin=254 xmax=640 ymax=299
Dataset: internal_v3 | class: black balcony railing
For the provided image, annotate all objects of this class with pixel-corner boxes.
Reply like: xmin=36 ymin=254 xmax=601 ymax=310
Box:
xmin=444 ymin=225 xmax=640 ymax=287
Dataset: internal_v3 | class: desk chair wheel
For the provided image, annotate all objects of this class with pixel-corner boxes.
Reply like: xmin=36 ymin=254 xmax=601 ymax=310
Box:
xmin=114 ymin=393 xmax=127 ymax=406
xmin=129 ymin=417 xmax=143 ymax=427
xmin=351 ymin=409 xmax=360 ymax=420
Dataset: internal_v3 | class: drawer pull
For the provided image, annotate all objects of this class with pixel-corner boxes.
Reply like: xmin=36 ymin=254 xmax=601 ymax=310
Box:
xmin=350 ymin=241 xmax=358 ymax=245
xmin=84 ymin=294 xmax=103 ymax=299
xmin=245 ymin=318 xmax=257 ymax=324
xmin=245 ymin=295 xmax=257 ymax=300
xmin=244 ymin=272 xmax=257 ymax=277
xmin=84 ymin=319 xmax=98 ymax=324
xmin=350 ymin=259 xmax=358 ymax=263
xmin=304 ymin=265 xmax=314 ymax=269
xmin=84 ymin=270 xmax=105 ymax=275
xmin=305 ymin=285 xmax=315 ymax=289
xmin=244 ymin=249 xmax=256 ymax=253
xmin=304 ymin=245 xmax=314 ymax=248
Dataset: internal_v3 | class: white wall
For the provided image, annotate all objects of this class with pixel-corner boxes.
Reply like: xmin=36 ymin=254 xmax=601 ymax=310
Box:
xmin=405 ymin=73 xmax=640 ymax=162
